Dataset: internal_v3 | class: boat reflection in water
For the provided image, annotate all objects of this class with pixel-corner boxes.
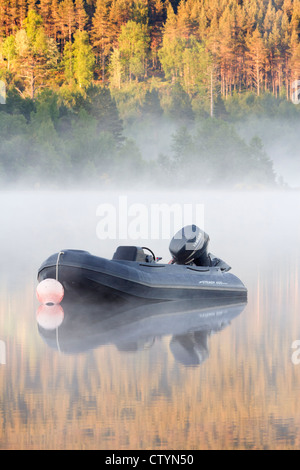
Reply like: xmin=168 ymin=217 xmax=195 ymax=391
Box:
xmin=37 ymin=296 xmax=247 ymax=367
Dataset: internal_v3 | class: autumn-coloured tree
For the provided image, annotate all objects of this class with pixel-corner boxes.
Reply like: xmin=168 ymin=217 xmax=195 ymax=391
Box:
xmin=289 ymin=28 xmax=300 ymax=101
xmin=246 ymin=28 xmax=267 ymax=96
xmin=39 ymin=0 xmax=54 ymax=37
xmin=75 ymin=0 xmax=88 ymax=31
xmin=92 ymin=0 xmax=112 ymax=80
xmin=0 ymin=1 xmax=8 ymax=39
xmin=59 ymin=0 xmax=76 ymax=44
xmin=12 ymin=10 xmax=58 ymax=99
xmin=148 ymin=0 xmax=164 ymax=69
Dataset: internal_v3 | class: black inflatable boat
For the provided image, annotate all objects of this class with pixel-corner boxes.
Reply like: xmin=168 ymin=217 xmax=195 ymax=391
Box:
xmin=37 ymin=225 xmax=247 ymax=303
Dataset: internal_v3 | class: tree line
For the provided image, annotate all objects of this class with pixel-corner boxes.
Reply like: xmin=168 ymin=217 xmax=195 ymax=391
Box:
xmin=0 ymin=0 xmax=299 ymax=188
xmin=0 ymin=0 xmax=299 ymax=103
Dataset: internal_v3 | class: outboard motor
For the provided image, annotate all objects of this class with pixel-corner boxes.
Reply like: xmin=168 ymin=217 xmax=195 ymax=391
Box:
xmin=169 ymin=225 xmax=210 ymax=266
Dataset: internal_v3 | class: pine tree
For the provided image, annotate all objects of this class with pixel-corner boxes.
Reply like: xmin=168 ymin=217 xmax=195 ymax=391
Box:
xmin=176 ymin=0 xmax=193 ymax=39
xmin=13 ymin=10 xmax=59 ymax=99
xmin=206 ymin=11 xmax=221 ymax=115
xmin=50 ymin=0 xmax=61 ymax=43
xmin=267 ymin=11 xmax=285 ymax=96
xmin=131 ymin=0 xmax=149 ymax=24
xmin=218 ymin=6 xmax=236 ymax=98
xmin=19 ymin=0 xmax=27 ymax=27
xmin=246 ymin=27 xmax=267 ymax=95
xmin=148 ymin=0 xmax=164 ymax=69
xmin=289 ymin=28 xmax=300 ymax=101
xmin=92 ymin=0 xmax=112 ymax=81
xmin=84 ymin=85 xmax=124 ymax=143
xmin=39 ymin=0 xmax=54 ymax=37
xmin=59 ymin=0 xmax=76 ymax=44
xmin=264 ymin=0 xmax=276 ymax=33
xmin=289 ymin=0 xmax=300 ymax=98
xmin=0 ymin=1 xmax=8 ymax=39
xmin=193 ymin=1 xmax=208 ymax=41
xmin=75 ymin=0 xmax=88 ymax=31
xmin=162 ymin=1 xmax=178 ymax=42
xmin=8 ymin=0 xmax=19 ymax=31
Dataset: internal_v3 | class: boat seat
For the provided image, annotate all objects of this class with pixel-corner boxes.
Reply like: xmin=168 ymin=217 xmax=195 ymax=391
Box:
xmin=112 ymin=246 xmax=146 ymax=262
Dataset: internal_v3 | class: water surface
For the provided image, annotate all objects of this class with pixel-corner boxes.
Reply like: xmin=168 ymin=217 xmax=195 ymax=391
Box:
xmin=0 ymin=190 xmax=299 ymax=450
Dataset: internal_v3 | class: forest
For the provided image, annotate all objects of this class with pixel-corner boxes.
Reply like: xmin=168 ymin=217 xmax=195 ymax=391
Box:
xmin=0 ymin=0 xmax=299 ymax=188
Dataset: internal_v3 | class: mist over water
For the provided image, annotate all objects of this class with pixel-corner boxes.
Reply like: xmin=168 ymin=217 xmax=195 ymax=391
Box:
xmin=0 ymin=188 xmax=300 ymax=449
xmin=1 ymin=189 xmax=298 ymax=280
xmin=234 ymin=116 xmax=300 ymax=188
xmin=1 ymin=96 xmax=299 ymax=192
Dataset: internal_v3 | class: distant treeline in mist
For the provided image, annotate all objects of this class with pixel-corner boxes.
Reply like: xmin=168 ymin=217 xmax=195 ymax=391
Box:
xmin=0 ymin=0 xmax=299 ymax=187
xmin=0 ymin=86 xmax=292 ymax=187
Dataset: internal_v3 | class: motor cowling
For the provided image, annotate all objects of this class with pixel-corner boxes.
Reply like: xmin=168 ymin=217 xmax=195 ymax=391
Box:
xmin=169 ymin=225 xmax=210 ymax=266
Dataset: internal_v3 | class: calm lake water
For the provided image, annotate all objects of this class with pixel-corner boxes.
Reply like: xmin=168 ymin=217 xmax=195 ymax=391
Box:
xmin=0 ymin=189 xmax=300 ymax=450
